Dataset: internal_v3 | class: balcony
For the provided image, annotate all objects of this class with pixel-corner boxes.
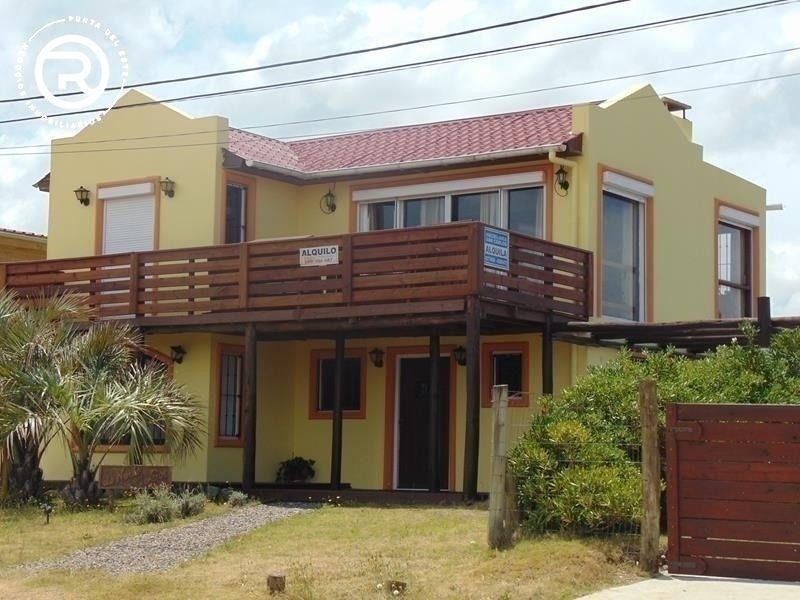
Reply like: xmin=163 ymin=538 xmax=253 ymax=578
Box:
xmin=0 ymin=222 xmax=592 ymax=336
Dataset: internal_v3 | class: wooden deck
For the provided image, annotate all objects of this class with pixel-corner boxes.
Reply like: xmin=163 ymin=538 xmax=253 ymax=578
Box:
xmin=0 ymin=222 xmax=592 ymax=333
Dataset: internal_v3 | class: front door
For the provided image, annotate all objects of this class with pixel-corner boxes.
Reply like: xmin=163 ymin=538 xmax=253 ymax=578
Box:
xmin=396 ymin=357 xmax=449 ymax=489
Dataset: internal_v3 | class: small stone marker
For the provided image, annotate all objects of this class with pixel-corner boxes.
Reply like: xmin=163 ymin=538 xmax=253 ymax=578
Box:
xmin=386 ymin=580 xmax=407 ymax=595
xmin=267 ymin=573 xmax=286 ymax=594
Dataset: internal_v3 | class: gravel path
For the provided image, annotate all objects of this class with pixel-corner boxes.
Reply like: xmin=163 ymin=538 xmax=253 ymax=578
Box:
xmin=21 ymin=503 xmax=315 ymax=575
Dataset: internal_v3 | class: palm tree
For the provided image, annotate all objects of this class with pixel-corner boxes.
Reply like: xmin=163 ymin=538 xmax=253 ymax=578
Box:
xmin=0 ymin=290 xmax=204 ymax=506
xmin=0 ymin=291 xmax=87 ymax=504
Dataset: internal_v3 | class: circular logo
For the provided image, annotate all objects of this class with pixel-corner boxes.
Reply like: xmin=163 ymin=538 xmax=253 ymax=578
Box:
xmin=14 ymin=17 xmax=129 ymax=129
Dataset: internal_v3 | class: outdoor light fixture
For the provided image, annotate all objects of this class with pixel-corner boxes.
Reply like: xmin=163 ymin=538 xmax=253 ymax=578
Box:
xmin=369 ymin=347 xmax=385 ymax=368
xmin=320 ymin=188 xmax=336 ymax=214
xmin=452 ymin=345 xmax=467 ymax=366
xmin=160 ymin=177 xmax=176 ymax=198
xmin=169 ymin=345 xmax=187 ymax=364
xmin=74 ymin=186 xmax=90 ymax=206
xmin=554 ymin=166 xmax=570 ymax=196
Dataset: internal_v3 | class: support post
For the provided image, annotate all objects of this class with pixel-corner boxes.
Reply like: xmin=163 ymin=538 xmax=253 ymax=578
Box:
xmin=488 ymin=385 xmax=512 ymax=549
xmin=330 ymin=336 xmax=345 ymax=489
xmin=639 ymin=379 xmax=660 ymax=574
xmin=542 ymin=313 xmax=554 ymax=396
xmin=242 ymin=323 xmax=257 ymax=490
xmin=428 ymin=335 xmax=441 ymax=492
xmin=757 ymin=296 xmax=772 ymax=348
xmin=462 ymin=296 xmax=481 ymax=501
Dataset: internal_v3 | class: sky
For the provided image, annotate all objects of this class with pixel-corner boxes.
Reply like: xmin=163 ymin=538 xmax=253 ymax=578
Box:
xmin=1 ymin=0 xmax=798 ymax=314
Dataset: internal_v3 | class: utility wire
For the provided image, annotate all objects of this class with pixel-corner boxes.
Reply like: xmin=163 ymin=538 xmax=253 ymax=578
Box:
xmin=0 ymin=0 xmax=795 ymax=127
xmin=5 ymin=67 xmax=799 ymax=157
xmin=1 ymin=0 xmax=630 ymax=105
xmin=2 ymin=45 xmax=796 ymax=152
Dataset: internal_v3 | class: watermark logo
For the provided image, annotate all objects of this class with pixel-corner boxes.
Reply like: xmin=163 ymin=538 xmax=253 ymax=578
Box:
xmin=14 ymin=16 xmax=129 ymax=129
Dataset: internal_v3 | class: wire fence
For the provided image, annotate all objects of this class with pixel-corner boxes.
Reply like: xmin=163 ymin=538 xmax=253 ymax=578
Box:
xmin=490 ymin=387 xmax=644 ymax=547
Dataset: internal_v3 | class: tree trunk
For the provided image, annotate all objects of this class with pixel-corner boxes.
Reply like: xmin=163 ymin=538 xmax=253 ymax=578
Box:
xmin=61 ymin=455 xmax=101 ymax=507
xmin=6 ymin=435 xmax=44 ymax=504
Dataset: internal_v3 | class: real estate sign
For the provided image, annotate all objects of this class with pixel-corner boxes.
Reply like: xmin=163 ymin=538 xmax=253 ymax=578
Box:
xmin=299 ymin=245 xmax=339 ymax=267
xmin=484 ymin=227 xmax=509 ymax=271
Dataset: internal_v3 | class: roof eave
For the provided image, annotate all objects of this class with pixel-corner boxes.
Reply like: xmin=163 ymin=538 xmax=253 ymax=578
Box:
xmin=237 ymin=143 xmax=572 ymax=181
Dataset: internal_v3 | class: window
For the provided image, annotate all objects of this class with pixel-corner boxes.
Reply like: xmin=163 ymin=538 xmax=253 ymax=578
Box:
xmin=717 ymin=204 xmax=758 ymax=318
xmin=354 ymin=172 xmax=545 ymax=237
xmin=217 ymin=346 xmax=243 ymax=445
xmin=600 ymin=171 xmax=652 ymax=322
xmin=97 ymin=349 xmax=172 ymax=450
xmin=309 ymin=349 xmax=367 ymax=419
xmin=481 ymin=342 xmax=529 ymax=407
xmin=225 ymin=183 xmax=247 ymax=243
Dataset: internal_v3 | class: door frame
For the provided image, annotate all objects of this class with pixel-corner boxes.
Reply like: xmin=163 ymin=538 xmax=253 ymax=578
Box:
xmin=382 ymin=344 xmax=458 ymax=490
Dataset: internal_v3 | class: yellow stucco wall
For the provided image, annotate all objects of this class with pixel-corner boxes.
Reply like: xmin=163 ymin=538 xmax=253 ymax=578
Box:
xmin=47 ymin=89 xmax=227 ymax=259
xmin=570 ymin=84 xmax=766 ymax=321
xmin=38 ymin=85 xmax=767 ymax=492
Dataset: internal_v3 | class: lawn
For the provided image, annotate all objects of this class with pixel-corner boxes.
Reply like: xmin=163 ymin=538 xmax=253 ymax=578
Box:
xmin=0 ymin=502 xmax=644 ymax=600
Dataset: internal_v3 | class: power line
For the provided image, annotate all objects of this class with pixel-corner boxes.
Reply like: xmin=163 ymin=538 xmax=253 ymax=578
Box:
xmin=2 ymin=45 xmax=796 ymax=152
xmin=1 ymin=0 xmax=794 ymax=127
xmin=1 ymin=0 xmax=631 ymax=105
xmin=4 ymin=67 xmax=799 ymax=157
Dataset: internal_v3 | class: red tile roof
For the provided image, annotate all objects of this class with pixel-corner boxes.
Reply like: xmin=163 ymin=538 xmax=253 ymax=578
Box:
xmin=228 ymin=105 xmax=575 ymax=176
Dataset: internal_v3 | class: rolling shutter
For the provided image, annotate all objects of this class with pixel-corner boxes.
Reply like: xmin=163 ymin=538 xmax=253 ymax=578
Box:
xmin=100 ymin=183 xmax=155 ymax=254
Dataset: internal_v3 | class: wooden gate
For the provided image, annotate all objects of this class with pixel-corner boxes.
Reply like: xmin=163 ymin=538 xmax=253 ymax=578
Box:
xmin=667 ymin=403 xmax=800 ymax=581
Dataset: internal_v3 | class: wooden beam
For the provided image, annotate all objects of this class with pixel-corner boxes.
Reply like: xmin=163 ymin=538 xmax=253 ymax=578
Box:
xmin=757 ymin=296 xmax=772 ymax=347
xmin=242 ymin=323 xmax=257 ymax=490
xmin=462 ymin=296 xmax=481 ymax=501
xmin=428 ymin=335 xmax=441 ymax=493
xmin=542 ymin=313 xmax=553 ymax=396
xmin=330 ymin=336 xmax=345 ymax=490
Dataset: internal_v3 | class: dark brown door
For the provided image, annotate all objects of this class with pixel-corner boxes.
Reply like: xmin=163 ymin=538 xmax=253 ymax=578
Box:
xmin=397 ymin=357 xmax=449 ymax=489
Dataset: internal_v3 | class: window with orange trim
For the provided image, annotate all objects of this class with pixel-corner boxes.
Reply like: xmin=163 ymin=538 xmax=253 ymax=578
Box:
xmin=481 ymin=342 xmax=529 ymax=408
xmin=96 ymin=348 xmax=172 ymax=451
xmin=216 ymin=345 xmax=244 ymax=447
xmin=309 ymin=349 xmax=367 ymax=419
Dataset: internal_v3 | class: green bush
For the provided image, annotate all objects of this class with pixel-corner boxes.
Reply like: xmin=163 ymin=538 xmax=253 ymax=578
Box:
xmin=176 ymin=489 xmax=206 ymax=518
xmin=227 ymin=490 xmax=249 ymax=507
xmin=124 ymin=484 xmax=205 ymax=524
xmin=510 ymin=325 xmax=800 ymax=535
xmin=125 ymin=485 xmax=176 ymax=524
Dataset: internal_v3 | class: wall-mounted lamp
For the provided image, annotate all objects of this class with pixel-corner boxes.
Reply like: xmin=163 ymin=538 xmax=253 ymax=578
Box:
xmin=74 ymin=186 xmax=90 ymax=206
xmin=554 ymin=166 xmax=570 ymax=196
xmin=160 ymin=177 xmax=176 ymax=198
xmin=368 ymin=347 xmax=385 ymax=368
xmin=452 ymin=345 xmax=467 ymax=366
xmin=320 ymin=188 xmax=336 ymax=214
xmin=169 ymin=345 xmax=187 ymax=364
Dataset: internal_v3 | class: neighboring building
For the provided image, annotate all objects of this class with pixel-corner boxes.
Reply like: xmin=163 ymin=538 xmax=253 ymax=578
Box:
xmin=13 ymin=84 xmax=765 ymax=497
xmin=0 ymin=228 xmax=46 ymax=263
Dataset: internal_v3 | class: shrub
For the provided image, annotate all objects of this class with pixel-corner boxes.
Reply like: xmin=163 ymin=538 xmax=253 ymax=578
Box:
xmin=124 ymin=484 xmax=205 ymax=524
xmin=125 ymin=485 xmax=176 ymax=524
xmin=176 ymin=489 xmax=206 ymax=518
xmin=227 ymin=490 xmax=249 ymax=507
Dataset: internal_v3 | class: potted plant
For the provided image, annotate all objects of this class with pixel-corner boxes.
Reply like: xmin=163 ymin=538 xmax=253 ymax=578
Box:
xmin=276 ymin=456 xmax=316 ymax=484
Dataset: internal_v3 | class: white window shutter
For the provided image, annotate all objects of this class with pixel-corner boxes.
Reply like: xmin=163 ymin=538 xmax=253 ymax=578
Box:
xmin=103 ymin=195 xmax=155 ymax=254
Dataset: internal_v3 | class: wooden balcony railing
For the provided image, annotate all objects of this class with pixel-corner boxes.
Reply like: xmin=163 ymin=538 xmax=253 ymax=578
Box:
xmin=0 ymin=222 xmax=593 ymax=326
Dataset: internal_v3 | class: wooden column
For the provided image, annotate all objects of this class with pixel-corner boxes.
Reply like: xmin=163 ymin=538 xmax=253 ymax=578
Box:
xmin=757 ymin=296 xmax=772 ymax=347
xmin=330 ymin=336 xmax=345 ymax=490
xmin=462 ymin=296 xmax=481 ymax=501
xmin=542 ymin=314 xmax=554 ymax=396
xmin=242 ymin=323 xmax=257 ymax=490
xmin=428 ymin=335 xmax=441 ymax=493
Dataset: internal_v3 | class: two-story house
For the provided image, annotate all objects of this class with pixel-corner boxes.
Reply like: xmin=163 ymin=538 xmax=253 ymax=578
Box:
xmin=8 ymin=83 xmax=764 ymax=499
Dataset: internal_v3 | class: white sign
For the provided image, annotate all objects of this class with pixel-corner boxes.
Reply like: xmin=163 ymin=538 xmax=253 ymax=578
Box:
xmin=299 ymin=245 xmax=339 ymax=267
xmin=484 ymin=227 xmax=509 ymax=271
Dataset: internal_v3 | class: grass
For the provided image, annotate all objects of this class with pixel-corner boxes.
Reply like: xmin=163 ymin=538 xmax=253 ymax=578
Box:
xmin=0 ymin=503 xmax=645 ymax=600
